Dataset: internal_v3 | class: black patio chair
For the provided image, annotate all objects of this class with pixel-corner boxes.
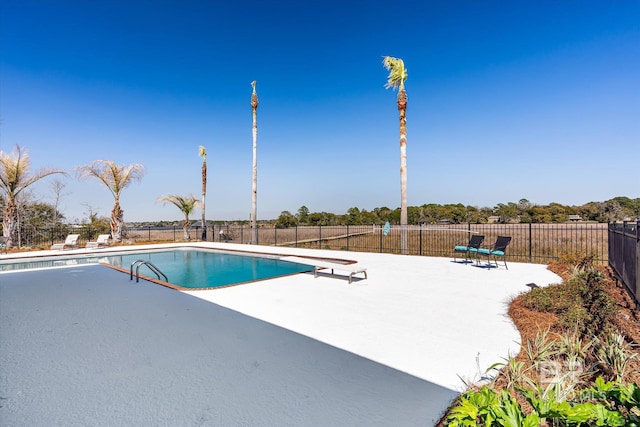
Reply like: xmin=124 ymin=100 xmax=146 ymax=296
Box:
xmin=477 ymin=236 xmax=512 ymax=269
xmin=453 ymin=234 xmax=484 ymax=264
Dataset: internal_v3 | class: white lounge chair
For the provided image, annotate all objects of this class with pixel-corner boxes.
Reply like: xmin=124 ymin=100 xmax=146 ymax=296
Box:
xmin=280 ymin=256 xmax=367 ymax=283
xmin=85 ymin=234 xmax=111 ymax=249
xmin=51 ymin=234 xmax=80 ymax=250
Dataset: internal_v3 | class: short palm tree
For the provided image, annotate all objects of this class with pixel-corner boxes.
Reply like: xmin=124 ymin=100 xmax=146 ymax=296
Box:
xmin=198 ymin=146 xmax=207 ymax=240
xmin=383 ymin=56 xmax=409 ymax=254
xmin=157 ymin=195 xmax=199 ymax=240
xmin=250 ymin=80 xmax=259 ymax=244
xmin=76 ymin=160 xmax=145 ymax=243
xmin=0 ymin=145 xmax=67 ymax=248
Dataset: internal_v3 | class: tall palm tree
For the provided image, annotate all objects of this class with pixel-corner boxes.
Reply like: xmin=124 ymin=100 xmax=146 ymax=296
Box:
xmin=0 ymin=145 xmax=67 ymax=248
xmin=383 ymin=56 xmax=409 ymax=254
xmin=250 ymin=80 xmax=259 ymax=244
xmin=157 ymin=194 xmax=199 ymax=240
xmin=76 ymin=160 xmax=145 ymax=243
xmin=198 ymin=146 xmax=207 ymax=241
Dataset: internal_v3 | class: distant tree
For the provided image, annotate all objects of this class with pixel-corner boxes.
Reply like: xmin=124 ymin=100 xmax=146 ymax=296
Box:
xmin=250 ymin=80 xmax=259 ymax=244
xmin=383 ymin=56 xmax=409 ymax=254
xmin=577 ymin=202 xmax=606 ymax=222
xmin=22 ymin=202 xmax=65 ymax=229
xmin=373 ymin=206 xmax=395 ymax=224
xmin=49 ymin=178 xmax=69 ymax=225
xmin=359 ymin=209 xmax=379 ymax=225
xmin=442 ymin=204 xmax=468 ymax=224
xmin=465 ymin=206 xmax=485 ymax=223
xmin=346 ymin=207 xmax=362 ymax=225
xmin=517 ymin=198 xmax=534 ymax=223
xmin=419 ymin=204 xmax=440 ymax=224
xmin=610 ymin=196 xmax=640 ymax=219
xmin=198 ymin=146 xmax=207 ymax=240
xmin=307 ymin=211 xmax=336 ymax=226
xmin=76 ymin=160 xmax=145 ymax=243
xmin=79 ymin=204 xmax=110 ymax=240
xmin=275 ymin=211 xmax=297 ymax=228
xmin=603 ymin=200 xmax=623 ymax=222
xmin=407 ymin=205 xmax=422 ymax=224
xmin=548 ymin=202 xmax=569 ymax=223
xmin=296 ymin=205 xmax=309 ymax=224
xmin=0 ymin=145 xmax=67 ymax=247
xmin=494 ymin=202 xmax=520 ymax=223
xmin=157 ymin=195 xmax=199 ymax=240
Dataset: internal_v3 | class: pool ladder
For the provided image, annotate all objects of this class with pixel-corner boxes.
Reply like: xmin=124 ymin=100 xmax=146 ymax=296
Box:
xmin=130 ymin=260 xmax=168 ymax=283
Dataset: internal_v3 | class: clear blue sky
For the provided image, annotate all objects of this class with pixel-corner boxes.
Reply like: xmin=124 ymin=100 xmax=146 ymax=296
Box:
xmin=1 ymin=0 xmax=638 ymax=222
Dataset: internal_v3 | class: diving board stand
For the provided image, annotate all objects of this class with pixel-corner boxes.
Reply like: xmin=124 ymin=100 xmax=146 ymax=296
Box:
xmin=280 ymin=256 xmax=367 ymax=283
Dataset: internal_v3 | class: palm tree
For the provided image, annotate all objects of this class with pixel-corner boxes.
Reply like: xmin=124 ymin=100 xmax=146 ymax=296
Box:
xmin=0 ymin=145 xmax=67 ymax=248
xmin=76 ymin=160 xmax=145 ymax=243
xmin=157 ymin=195 xmax=199 ymax=240
xmin=251 ymin=80 xmax=259 ymax=244
xmin=198 ymin=146 xmax=207 ymax=241
xmin=383 ymin=56 xmax=409 ymax=254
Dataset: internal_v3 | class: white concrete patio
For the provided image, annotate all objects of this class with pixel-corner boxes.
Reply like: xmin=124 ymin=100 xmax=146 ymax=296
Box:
xmin=0 ymin=243 xmax=562 ymax=426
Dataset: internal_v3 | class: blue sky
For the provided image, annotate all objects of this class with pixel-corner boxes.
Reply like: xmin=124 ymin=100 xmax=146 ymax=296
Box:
xmin=1 ymin=0 xmax=638 ymax=222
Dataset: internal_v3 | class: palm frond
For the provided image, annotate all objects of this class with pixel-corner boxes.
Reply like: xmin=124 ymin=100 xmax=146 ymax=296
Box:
xmin=382 ymin=56 xmax=408 ymax=90
xmin=0 ymin=145 xmax=67 ymax=196
xmin=76 ymin=160 xmax=144 ymax=198
xmin=158 ymin=194 xmax=200 ymax=215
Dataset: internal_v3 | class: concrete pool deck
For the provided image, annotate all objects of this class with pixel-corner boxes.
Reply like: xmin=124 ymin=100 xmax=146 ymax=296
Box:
xmin=0 ymin=243 xmax=562 ymax=426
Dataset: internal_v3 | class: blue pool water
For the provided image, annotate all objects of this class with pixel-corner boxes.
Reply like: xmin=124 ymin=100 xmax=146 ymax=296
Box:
xmin=0 ymin=248 xmax=314 ymax=289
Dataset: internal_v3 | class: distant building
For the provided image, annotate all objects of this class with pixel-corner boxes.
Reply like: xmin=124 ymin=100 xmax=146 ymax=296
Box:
xmin=568 ymin=215 xmax=582 ymax=222
xmin=487 ymin=216 xmax=501 ymax=223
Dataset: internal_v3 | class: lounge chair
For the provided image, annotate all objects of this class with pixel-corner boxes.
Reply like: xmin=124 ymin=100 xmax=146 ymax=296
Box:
xmin=280 ymin=256 xmax=367 ymax=283
xmin=477 ymin=236 xmax=512 ymax=269
xmin=51 ymin=234 xmax=80 ymax=250
xmin=85 ymin=234 xmax=111 ymax=249
xmin=453 ymin=234 xmax=484 ymax=264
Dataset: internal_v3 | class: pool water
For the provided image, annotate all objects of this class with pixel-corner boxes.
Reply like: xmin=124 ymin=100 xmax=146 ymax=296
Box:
xmin=0 ymin=248 xmax=314 ymax=289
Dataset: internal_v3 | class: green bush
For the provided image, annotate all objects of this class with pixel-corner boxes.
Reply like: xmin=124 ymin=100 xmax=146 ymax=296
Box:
xmin=447 ymin=379 xmax=639 ymax=426
xmin=522 ymin=259 xmax=617 ymax=337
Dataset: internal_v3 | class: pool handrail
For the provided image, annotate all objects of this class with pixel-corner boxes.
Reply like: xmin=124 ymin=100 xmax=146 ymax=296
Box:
xmin=130 ymin=259 xmax=168 ymax=283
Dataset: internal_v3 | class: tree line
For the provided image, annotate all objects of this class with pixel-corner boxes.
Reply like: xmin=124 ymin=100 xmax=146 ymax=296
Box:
xmin=272 ymin=197 xmax=640 ymax=228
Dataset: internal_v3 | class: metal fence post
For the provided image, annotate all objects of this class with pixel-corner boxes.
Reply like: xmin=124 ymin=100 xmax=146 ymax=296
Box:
xmin=529 ymin=222 xmax=533 ymax=262
xmin=318 ymin=225 xmax=322 ymax=249
xmin=346 ymin=225 xmax=349 ymax=251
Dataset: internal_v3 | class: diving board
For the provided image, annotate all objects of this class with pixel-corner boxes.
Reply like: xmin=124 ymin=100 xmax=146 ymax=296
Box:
xmin=280 ymin=256 xmax=367 ymax=284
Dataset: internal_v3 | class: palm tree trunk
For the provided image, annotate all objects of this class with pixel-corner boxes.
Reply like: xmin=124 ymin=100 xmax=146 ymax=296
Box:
xmin=251 ymin=81 xmax=259 ymax=244
xmin=398 ymin=88 xmax=408 ymax=254
xmin=2 ymin=196 xmax=18 ymax=248
xmin=201 ymin=159 xmax=206 ymax=240
xmin=111 ymin=199 xmax=124 ymax=243
xmin=183 ymin=217 xmax=191 ymax=240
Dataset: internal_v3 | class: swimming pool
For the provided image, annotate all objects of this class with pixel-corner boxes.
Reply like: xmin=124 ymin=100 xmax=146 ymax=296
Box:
xmin=0 ymin=248 xmax=314 ymax=289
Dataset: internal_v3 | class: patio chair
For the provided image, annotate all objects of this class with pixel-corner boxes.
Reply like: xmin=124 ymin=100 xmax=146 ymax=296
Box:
xmin=51 ymin=234 xmax=80 ymax=250
xmin=477 ymin=236 xmax=512 ymax=269
xmin=85 ymin=234 xmax=111 ymax=249
xmin=453 ymin=234 xmax=484 ymax=264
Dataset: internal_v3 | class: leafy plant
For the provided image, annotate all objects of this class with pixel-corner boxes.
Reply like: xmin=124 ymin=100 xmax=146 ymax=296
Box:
xmin=596 ymin=332 xmax=638 ymax=382
xmin=523 ymin=327 xmax=557 ymax=369
xmin=558 ymin=329 xmax=593 ymax=361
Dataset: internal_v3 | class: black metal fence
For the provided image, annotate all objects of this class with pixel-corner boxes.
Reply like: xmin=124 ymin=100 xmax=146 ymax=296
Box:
xmin=608 ymin=221 xmax=639 ymax=308
xmin=16 ymin=222 xmax=609 ymax=265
